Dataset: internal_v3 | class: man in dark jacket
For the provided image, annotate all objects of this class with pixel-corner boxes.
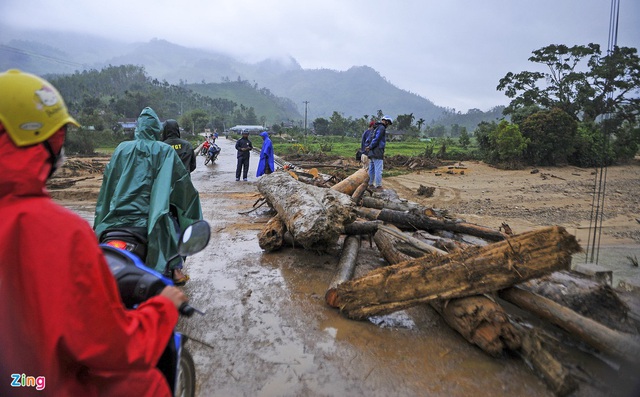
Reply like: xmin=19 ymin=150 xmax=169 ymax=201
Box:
xmin=365 ymin=115 xmax=392 ymax=191
xmin=360 ymin=120 xmax=375 ymax=169
xmin=162 ymin=119 xmax=196 ymax=173
xmin=235 ymin=130 xmax=253 ymax=181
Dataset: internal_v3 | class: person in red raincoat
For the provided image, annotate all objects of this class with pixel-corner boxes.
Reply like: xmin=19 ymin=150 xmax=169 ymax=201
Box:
xmin=0 ymin=69 xmax=187 ymax=396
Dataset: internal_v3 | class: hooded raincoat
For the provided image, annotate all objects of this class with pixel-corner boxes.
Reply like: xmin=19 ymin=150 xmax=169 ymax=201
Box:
xmin=0 ymin=131 xmax=177 ymax=396
xmin=94 ymin=107 xmax=202 ymax=273
xmin=162 ymin=119 xmax=196 ymax=173
xmin=256 ymin=131 xmax=274 ymax=177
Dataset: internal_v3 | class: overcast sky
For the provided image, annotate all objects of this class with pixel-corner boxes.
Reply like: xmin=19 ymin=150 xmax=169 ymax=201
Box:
xmin=1 ymin=0 xmax=638 ymax=112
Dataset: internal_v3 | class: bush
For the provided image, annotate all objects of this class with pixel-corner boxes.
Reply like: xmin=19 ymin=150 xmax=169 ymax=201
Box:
xmin=65 ymin=129 xmax=96 ymax=155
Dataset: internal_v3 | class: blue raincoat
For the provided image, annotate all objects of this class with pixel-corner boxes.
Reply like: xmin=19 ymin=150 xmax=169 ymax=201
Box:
xmin=256 ymin=131 xmax=275 ymax=177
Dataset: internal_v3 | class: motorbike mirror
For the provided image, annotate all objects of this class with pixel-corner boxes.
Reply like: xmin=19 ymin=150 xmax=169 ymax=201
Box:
xmin=178 ymin=220 xmax=211 ymax=256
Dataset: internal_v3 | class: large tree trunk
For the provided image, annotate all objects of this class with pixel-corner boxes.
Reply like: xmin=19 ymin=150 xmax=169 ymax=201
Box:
xmin=331 ymin=168 xmax=369 ymax=195
xmin=499 ymin=287 xmax=640 ymax=364
xmin=516 ymin=324 xmax=578 ymax=396
xmin=257 ymin=172 xmax=355 ymax=250
xmin=355 ymin=207 xmax=508 ymax=242
xmin=520 ymin=271 xmax=638 ymax=334
xmin=374 ymin=225 xmax=521 ymax=357
xmin=333 ymin=226 xmax=581 ymax=320
xmin=343 ymin=220 xmax=382 ymax=235
xmin=257 ymin=216 xmax=286 ymax=252
xmin=325 ymin=235 xmax=361 ymax=307
xmin=430 ymin=298 xmax=521 ymax=357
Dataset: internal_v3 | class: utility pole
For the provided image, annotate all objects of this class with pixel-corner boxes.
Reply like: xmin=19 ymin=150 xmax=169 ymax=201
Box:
xmin=303 ymin=101 xmax=309 ymax=135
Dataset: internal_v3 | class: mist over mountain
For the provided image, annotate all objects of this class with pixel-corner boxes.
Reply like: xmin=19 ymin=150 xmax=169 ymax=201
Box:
xmin=1 ymin=29 xmax=502 ymax=129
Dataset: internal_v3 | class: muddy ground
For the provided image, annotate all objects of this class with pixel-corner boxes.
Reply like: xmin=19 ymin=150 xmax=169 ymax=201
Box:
xmin=50 ymin=138 xmax=640 ymax=396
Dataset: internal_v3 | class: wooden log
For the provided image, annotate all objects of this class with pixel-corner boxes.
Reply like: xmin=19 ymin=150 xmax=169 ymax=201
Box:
xmin=377 ymin=224 xmax=448 ymax=257
xmin=373 ymin=228 xmax=416 ymax=265
xmin=520 ymin=271 xmax=638 ymax=334
xmin=430 ymin=297 xmax=522 ymax=357
xmin=361 ymin=196 xmax=423 ymax=212
xmin=375 ymin=226 xmax=521 ymax=357
xmin=360 ymin=194 xmax=446 ymax=218
xmin=333 ymin=226 xmax=581 ymax=320
xmin=343 ymin=220 xmax=382 ymax=235
xmin=499 ymin=286 xmax=640 ymax=364
xmin=331 ymin=168 xmax=369 ymax=195
xmin=516 ymin=324 xmax=578 ymax=396
xmin=325 ymin=235 xmax=361 ymax=307
xmin=257 ymin=172 xmax=355 ymax=250
xmin=351 ymin=182 xmax=369 ymax=204
xmin=355 ymin=207 xmax=507 ymax=242
xmin=257 ymin=216 xmax=286 ymax=252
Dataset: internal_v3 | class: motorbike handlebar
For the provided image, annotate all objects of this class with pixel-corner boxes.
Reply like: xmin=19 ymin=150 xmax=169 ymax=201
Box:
xmin=179 ymin=302 xmax=205 ymax=317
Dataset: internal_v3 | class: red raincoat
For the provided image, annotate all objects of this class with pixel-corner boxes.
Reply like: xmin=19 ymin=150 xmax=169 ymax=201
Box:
xmin=0 ymin=132 xmax=178 ymax=396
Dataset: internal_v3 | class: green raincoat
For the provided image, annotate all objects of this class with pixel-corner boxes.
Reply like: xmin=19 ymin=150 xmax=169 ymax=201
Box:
xmin=94 ymin=107 xmax=202 ymax=273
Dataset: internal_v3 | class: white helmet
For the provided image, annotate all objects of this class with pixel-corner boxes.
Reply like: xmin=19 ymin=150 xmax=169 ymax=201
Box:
xmin=381 ymin=115 xmax=393 ymax=125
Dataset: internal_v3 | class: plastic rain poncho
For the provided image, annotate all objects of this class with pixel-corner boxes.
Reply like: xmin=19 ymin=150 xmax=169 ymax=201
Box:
xmin=94 ymin=107 xmax=202 ymax=273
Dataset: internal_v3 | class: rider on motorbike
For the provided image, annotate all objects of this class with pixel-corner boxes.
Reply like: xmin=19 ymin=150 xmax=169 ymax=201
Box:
xmin=0 ymin=69 xmax=187 ymax=397
xmin=94 ymin=107 xmax=202 ymax=283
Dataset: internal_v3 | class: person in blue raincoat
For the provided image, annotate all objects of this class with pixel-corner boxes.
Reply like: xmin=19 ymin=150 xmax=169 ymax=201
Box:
xmin=256 ymin=131 xmax=274 ymax=177
xmin=94 ymin=107 xmax=202 ymax=283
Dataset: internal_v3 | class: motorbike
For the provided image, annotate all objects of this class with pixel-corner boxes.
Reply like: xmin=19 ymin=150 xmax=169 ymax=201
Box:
xmin=204 ymin=143 xmax=221 ymax=165
xmin=199 ymin=141 xmax=211 ymax=156
xmin=100 ymin=220 xmax=211 ymax=397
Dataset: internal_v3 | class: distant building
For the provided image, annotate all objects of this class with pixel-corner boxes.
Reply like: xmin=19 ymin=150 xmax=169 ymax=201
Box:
xmin=117 ymin=118 xmax=137 ymax=132
xmin=229 ymin=125 xmax=267 ymax=135
xmin=387 ymin=130 xmax=409 ymax=141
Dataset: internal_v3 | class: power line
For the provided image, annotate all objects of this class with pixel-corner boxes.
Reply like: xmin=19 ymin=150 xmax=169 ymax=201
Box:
xmin=0 ymin=44 xmax=86 ymax=68
xmin=585 ymin=0 xmax=620 ymax=264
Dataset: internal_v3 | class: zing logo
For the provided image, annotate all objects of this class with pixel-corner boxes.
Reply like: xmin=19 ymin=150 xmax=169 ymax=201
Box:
xmin=10 ymin=373 xmax=46 ymax=391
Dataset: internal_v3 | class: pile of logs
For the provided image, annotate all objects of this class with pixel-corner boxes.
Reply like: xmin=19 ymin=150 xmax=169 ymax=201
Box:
xmin=254 ymin=167 xmax=640 ymax=396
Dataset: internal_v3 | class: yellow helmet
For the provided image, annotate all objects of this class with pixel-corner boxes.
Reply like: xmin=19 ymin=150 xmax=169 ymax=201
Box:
xmin=0 ymin=69 xmax=80 ymax=147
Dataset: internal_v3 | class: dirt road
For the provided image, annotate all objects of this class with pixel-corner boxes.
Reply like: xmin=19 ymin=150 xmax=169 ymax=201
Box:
xmin=53 ymin=137 xmax=640 ymax=396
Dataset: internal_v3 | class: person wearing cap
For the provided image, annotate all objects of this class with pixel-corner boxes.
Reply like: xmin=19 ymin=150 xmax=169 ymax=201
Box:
xmin=0 ymin=69 xmax=187 ymax=396
xmin=360 ymin=120 xmax=375 ymax=169
xmin=365 ymin=115 xmax=392 ymax=191
xmin=235 ymin=130 xmax=253 ymax=181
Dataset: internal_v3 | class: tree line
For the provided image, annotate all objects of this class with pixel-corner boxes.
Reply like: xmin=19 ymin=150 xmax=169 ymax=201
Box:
xmin=477 ymin=44 xmax=639 ymax=167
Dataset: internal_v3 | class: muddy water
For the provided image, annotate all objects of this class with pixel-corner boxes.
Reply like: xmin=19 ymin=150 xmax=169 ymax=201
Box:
xmin=68 ymin=137 xmax=552 ymax=396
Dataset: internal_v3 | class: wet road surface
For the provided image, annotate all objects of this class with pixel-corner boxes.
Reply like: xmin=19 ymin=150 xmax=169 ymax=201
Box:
xmin=176 ymin=137 xmax=552 ymax=397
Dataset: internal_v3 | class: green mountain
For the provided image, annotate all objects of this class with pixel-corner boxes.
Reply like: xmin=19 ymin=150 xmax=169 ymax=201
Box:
xmin=187 ymin=80 xmax=301 ymax=125
xmin=1 ymin=30 xmax=504 ymax=130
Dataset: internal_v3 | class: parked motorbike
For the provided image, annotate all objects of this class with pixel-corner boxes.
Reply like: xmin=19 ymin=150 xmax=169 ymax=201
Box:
xmin=204 ymin=143 xmax=221 ymax=165
xmin=100 ymin=220 xmax=211 ymax=397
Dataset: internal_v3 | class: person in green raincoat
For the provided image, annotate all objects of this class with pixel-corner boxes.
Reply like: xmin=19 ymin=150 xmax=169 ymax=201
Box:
xmin=94 ymin=107 xmax=202 ymax=283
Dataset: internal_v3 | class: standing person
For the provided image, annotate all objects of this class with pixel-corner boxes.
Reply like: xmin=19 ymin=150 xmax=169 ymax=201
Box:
xmin=365 ymin=115 xmax=392 ymax=191
xmin=360 ymin=120 xmax=375 ymax=169
xmin=162 ymin=119 xmax=196 ymax=173
xmin=0 ymin=69 xmax=187 ymax=397
xmin=235 ymin=130 xmax=253 ymax=181
xmin=256 ymin=131 xmax=275 ymax=177
xmin=94 ymin=107 xmax=202 ymax=285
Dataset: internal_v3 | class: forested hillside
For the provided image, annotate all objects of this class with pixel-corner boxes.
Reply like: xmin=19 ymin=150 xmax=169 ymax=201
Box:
xmin=46 ymin=65 xmax=300 ymax=132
